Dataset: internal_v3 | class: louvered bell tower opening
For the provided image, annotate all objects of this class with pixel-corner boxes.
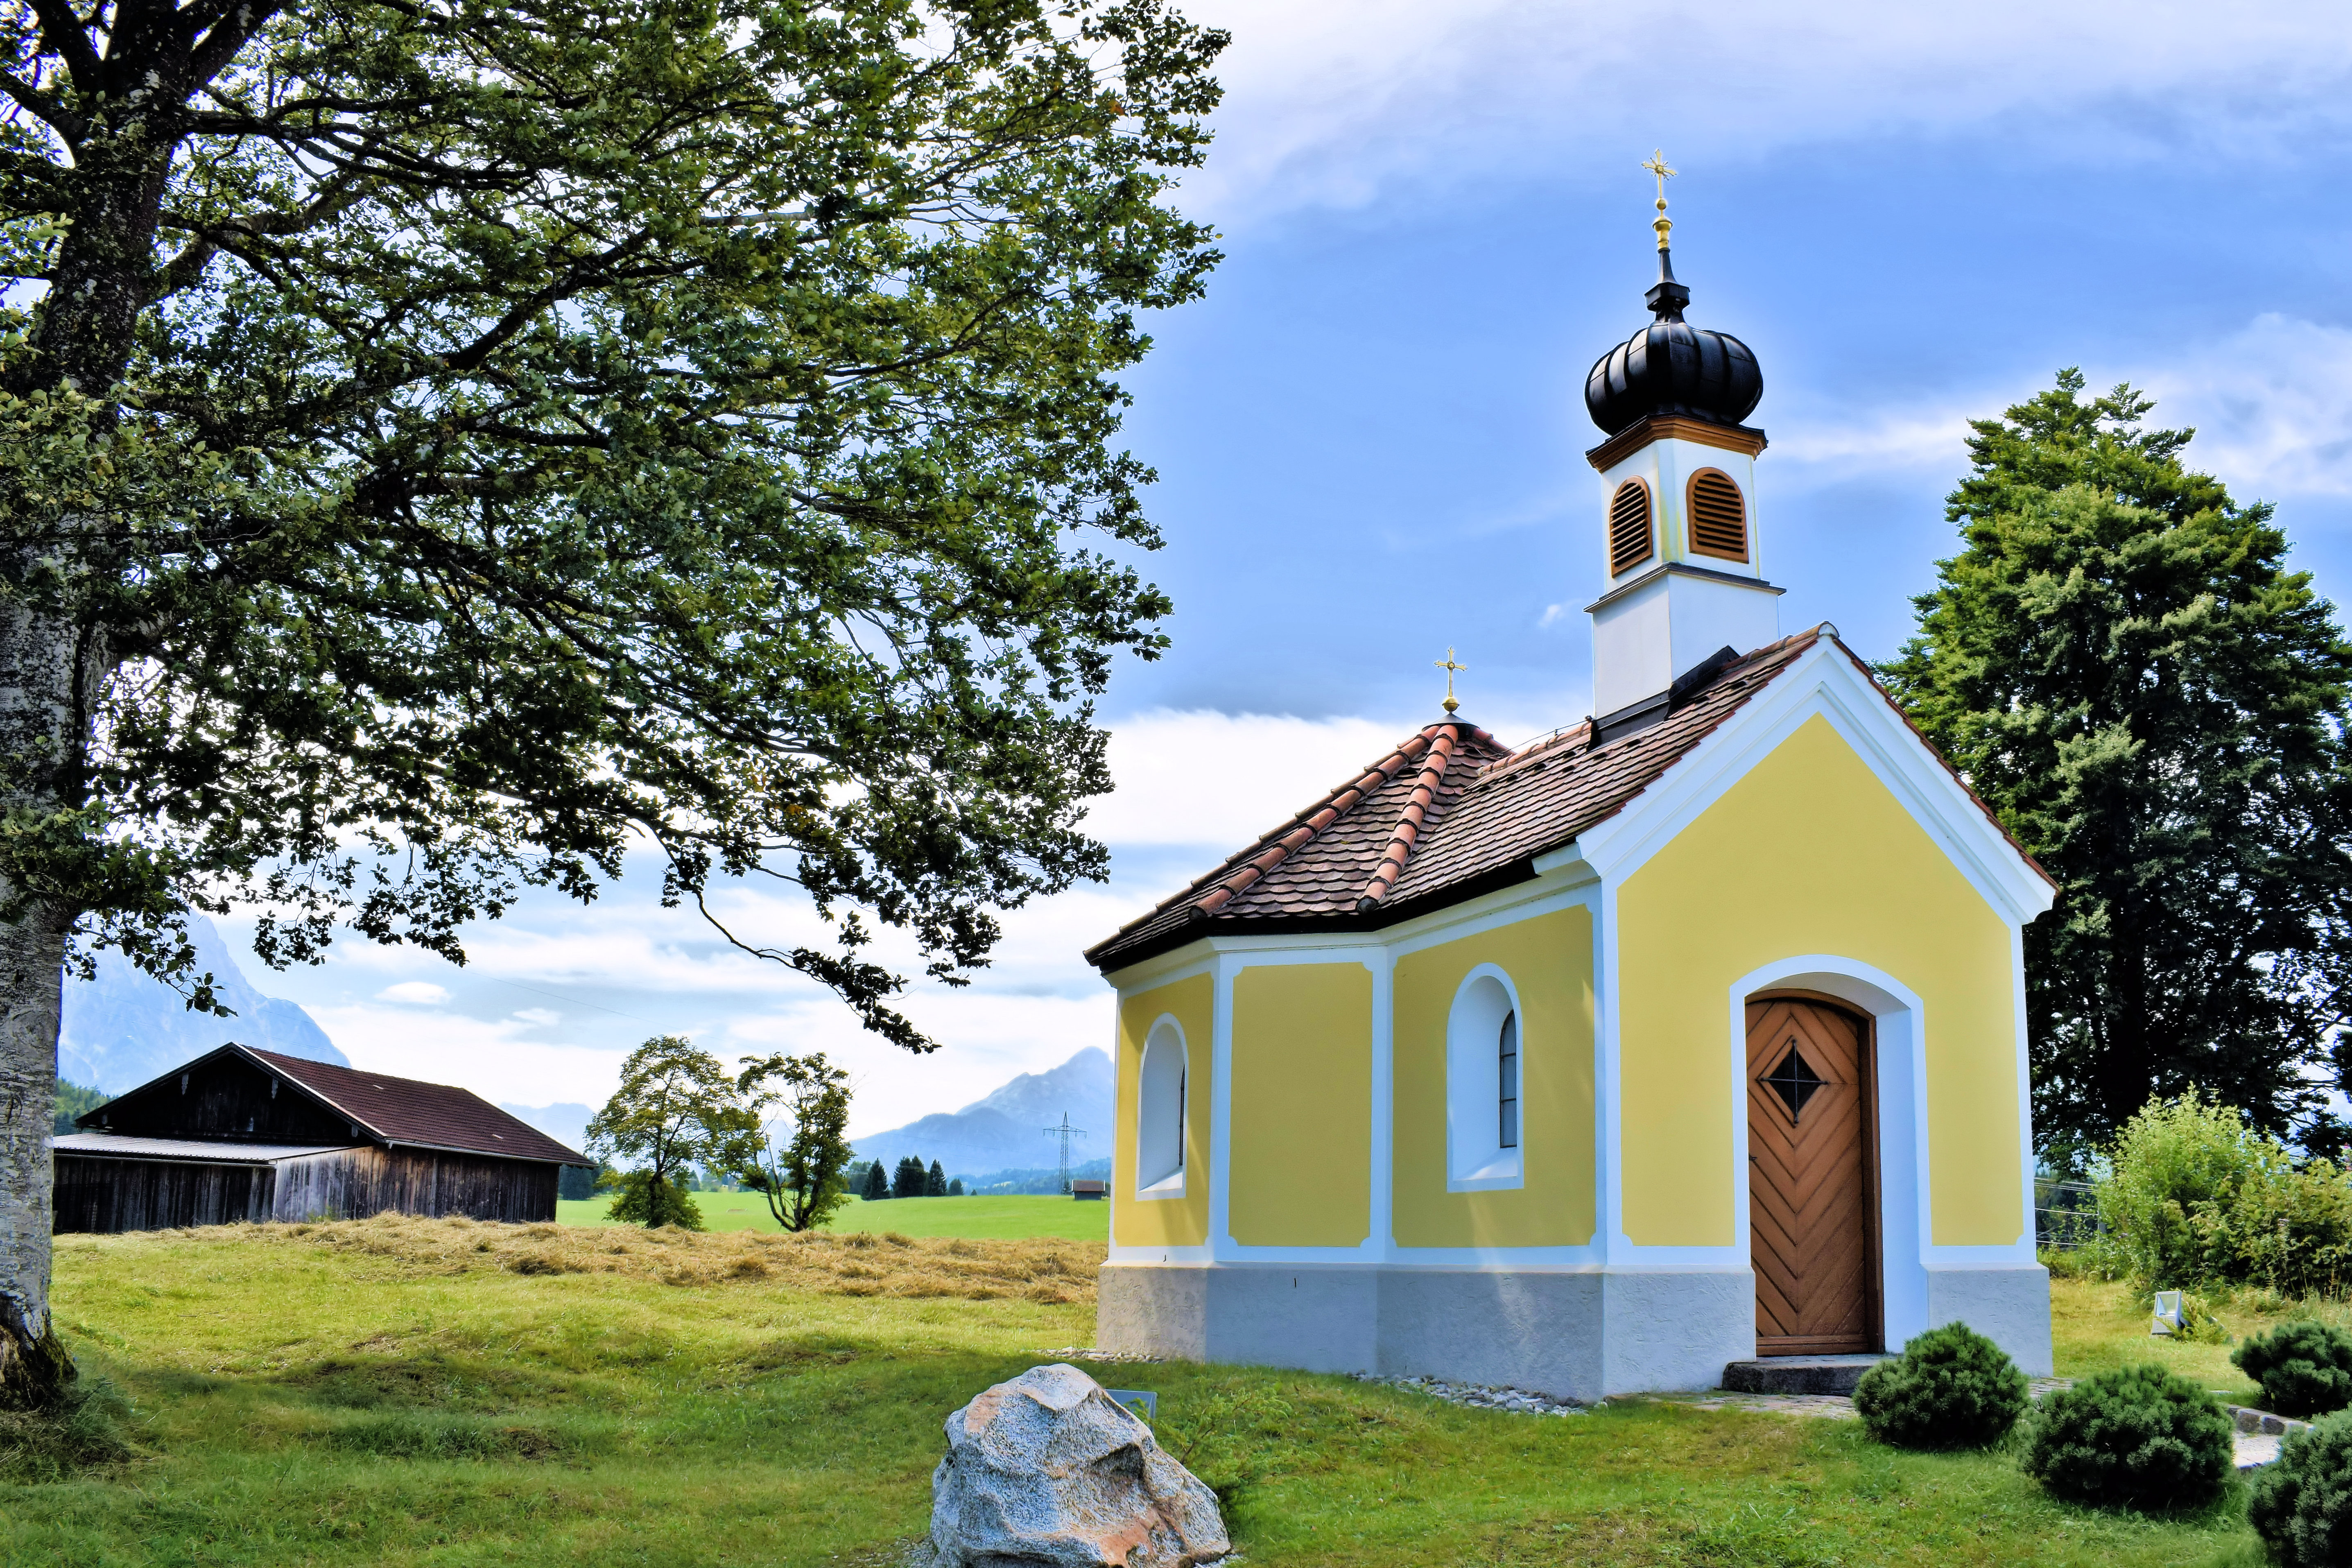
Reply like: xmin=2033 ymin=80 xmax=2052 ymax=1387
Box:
xmin=1608 ymin=479 xmax=1654 ymax=577
xmin=1687 ymin=469 xmax=1748 ymax=562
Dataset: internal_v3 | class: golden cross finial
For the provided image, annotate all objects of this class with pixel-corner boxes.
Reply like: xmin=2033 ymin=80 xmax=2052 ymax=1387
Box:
xmin=1642 ymin=148 xmax=1676 ymax=251
xmin=1434 ymin=647 xmax=1468 ymax=715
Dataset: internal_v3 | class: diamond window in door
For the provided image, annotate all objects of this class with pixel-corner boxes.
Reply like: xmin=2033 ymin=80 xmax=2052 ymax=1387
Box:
xmin=1759 ymin=1043 xmax=1825 ymax=1123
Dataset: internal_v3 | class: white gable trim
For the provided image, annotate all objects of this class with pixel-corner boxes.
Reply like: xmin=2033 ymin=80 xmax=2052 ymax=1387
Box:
xmin=1576 ymin=638 xmax=2056 ymax=927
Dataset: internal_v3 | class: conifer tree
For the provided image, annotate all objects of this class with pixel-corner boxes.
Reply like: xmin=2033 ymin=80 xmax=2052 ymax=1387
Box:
xmin=1883 ymin=372 xmax=2352 ymax=1159
xmin=948 ymin=1178 xmax=966 ymax=1197
xmin=861 ymin=1160 xmax=890 ymax=1202
xmin=893 ymin=1156 xmax=929 ymax=1199
xmin=927 ymin=1160 xmax=948 ymax=1197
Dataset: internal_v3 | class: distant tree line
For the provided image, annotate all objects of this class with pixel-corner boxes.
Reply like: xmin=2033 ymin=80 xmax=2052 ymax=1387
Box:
xmin=851 ymin=1157 xmax=963 ymax=1200
xmin=51 ymin=1083 xmax=108 ymax=1139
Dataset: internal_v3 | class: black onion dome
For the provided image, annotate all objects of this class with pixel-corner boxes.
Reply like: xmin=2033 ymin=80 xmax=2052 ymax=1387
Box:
xmin=1584 ymin=252 xmax=1762 ymax=437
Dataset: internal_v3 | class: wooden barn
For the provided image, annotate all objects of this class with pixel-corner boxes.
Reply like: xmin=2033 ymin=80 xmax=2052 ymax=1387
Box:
xmin=54 ymin=1045 xmax=588 ymax=1232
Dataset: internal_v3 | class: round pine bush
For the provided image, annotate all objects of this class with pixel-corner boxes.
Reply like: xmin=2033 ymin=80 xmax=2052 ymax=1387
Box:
xmin=1852 ymin=1322 xmax=2029 ymax=1449
xmin=2249 ymin=1409 xmax=2352 ymax=1566
xmin=2021 ymin=1363 xmax=2234 ymax=1512
xmin=2234 ymin=1321 xmax=2352 ymax=1419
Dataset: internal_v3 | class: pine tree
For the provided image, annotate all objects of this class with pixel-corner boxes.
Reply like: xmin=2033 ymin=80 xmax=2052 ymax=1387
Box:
xmin=893 ymin=1156 xmax=929 ymax=1200
xmin=927 ymin=1160 xmax=948 ymax=1197
xmin=862 ymin=1160 xmax=890 ymax=1202
xmin=1883 ymin=371 xmax=2352 ymax=1159
xmin=949 ymin=1178 xmax=966 ymax=1197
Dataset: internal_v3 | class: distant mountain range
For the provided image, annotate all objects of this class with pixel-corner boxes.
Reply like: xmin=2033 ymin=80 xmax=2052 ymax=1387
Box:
xmin=60 ymin=915 xmax=347 ymax=1093
xmin=854 ymin=1047 xmax=1112 ymax=1181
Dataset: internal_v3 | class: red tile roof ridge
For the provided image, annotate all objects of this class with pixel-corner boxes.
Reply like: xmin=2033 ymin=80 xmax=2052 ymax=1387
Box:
xmin=1475 ymin=718 xmax=1595 ymax=789
xmin=1355 ymin=727 xmax=1460 ymax=911
xmin=1085 ymin=717 xmax=1498 ymax=952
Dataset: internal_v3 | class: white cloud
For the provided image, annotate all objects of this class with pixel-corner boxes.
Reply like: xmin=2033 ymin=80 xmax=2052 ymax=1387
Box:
xmin=1752 ymin=313 xmax=2352 ymax=505
xmin=1084 ymin=707 xmax=1419 ymax=848
xmin=2148 ymin=315 xmax=2352 ymax=502
xmin=510 ymin=1007 xmax=561 ymax=1028
xmin=374 ymin=980 xmax=450 ymax=1006
xmin=1184 ymin=0 xmax=2352 ymax=220
xmin=315 ymin=1003 xmax=630 ymax=1107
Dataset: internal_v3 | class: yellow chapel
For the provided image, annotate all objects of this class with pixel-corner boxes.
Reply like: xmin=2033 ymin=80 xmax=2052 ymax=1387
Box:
xmin=1081 ymin=197 xmax=2057 ymax=1400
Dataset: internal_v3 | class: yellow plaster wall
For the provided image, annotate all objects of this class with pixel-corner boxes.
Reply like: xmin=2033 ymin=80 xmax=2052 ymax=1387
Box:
xmin=1228 ymin=963 xmax=1374 ymax=1247
xmin=1616 ymin=713 xmax=2022 ymax=1248
xmin=1392 ymin=909 xmax=1596 ymax=1248
xmin=1111 ymin=973 xmax=1213 ymax=1248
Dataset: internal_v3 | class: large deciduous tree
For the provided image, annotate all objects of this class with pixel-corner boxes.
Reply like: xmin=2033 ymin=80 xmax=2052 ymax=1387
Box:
xmin=734 ymin=1050 xmax=853 ymax=1232
xmin=1882 ymin=371 xmax=2352 ymax=1165
xmin=0 ymin=0 xmax=1222 ymax=1404
xmin=585 ymin=1035 xmax=761 ymax=1230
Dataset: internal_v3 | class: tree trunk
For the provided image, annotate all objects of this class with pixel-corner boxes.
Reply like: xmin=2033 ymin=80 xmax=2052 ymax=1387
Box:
xmin=0 ymin=595 xmax=83 ymax=1409
xmin=0 ymin=91 xmax=179 ymax=1407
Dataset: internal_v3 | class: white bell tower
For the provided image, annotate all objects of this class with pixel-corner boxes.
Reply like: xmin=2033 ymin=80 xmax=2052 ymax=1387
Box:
xmin=1582 ymin=156 xmax=1782 ymax=740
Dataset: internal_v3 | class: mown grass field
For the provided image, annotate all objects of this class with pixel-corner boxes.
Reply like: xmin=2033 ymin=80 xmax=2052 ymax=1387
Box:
xmin=3 ymin=1226 xmax=2302 ymax=1566
xmin=554 ymin=1192 xmax=1115 ymax=1241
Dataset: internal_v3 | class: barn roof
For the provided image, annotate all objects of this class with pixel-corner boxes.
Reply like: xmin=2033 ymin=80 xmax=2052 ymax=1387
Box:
xmin=79 ymin=1045 xmax=589 ymax=1166
xmin=54 ymin=1132 xmax=357 ymax=1163
xmin=246 ymin=1050 xmax=588 ymax=1165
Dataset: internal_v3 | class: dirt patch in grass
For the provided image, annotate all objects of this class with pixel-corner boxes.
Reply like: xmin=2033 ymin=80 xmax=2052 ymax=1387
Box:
xmin=199 ymin=1214 xmax=1105 ymax=1302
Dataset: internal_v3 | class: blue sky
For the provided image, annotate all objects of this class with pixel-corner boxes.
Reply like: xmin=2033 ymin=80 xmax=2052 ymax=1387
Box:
xmin=189 ymin=1 xmax=2352 ymax=1136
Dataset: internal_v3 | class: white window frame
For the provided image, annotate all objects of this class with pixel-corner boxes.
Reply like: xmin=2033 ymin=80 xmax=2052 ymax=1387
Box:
xmin=1136 ymin=1015 xmax=1188 ymax=1199
xmin=1447 ymin=965 xmax=1526 ymax=1191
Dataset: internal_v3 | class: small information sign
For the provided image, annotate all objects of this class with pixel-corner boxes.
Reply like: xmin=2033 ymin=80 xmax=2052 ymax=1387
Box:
xmin=1106 ymin=1388 xmax=1158 ymax=1423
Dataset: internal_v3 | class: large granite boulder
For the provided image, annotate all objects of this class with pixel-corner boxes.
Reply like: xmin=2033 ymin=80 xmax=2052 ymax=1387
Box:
xmin=923 ymin=1363 xmax=1228 ymax=1567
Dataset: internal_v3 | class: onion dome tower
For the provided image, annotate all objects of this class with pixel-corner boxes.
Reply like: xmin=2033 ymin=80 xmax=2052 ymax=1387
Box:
xmin=1583 ymin=154 xmax=1782 ymax=740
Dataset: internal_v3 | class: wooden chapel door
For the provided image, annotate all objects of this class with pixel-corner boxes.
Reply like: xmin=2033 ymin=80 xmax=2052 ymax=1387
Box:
xmin=1746 ymin=995 xmax=1877 ymax=1355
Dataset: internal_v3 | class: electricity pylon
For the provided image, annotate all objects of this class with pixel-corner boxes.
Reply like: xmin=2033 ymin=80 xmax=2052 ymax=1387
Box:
xmin=1042 ymin=1113 xmax=1089 ymax=1195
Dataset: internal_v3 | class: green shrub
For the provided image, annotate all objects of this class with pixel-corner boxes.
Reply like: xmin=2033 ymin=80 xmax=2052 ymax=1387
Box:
xmin=1852 ymin=1322 xmax=2029 ymax=1449
xmin=2249 ymin=1408 xmax=2352 ymax=1566
xmin=2234 ymin=1321 xmax=2352 ymax=1418
xmin=603 ymin=1170 xmax=706 ymax=1229
xmin=2020 ymin=1364 xmax=2233 ymax=1511
xmin=2091 ymin=1090 xmax=2271 ymax=1288
xmin=2226 ymin=1161 xmax=2352 ymax=1299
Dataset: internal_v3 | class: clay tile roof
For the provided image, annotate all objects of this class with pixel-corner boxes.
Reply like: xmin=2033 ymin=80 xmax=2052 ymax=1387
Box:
xmin=1085 ymin=630 xmax=1827 ymax=971
xmin=249 ymin=1049 xmax=587 ymax=1165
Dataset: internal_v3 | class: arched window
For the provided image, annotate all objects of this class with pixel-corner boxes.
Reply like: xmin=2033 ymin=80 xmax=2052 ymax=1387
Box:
xmin=1608 ymin=478 xmax=1654 ymax=577
xmin=1137 ymin=1018 xmax=1187 ymax=1197
xmin=1447 ymin=969 xmax=1524 ymax=1188
xmin=1686 ymin=468 xmax=1749 ymax=561
xmin=1499 ymin=1011 xmax=1520 ymax=1149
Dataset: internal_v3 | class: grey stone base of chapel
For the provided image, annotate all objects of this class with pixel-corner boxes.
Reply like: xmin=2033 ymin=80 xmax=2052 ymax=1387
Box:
xmin=1098 ymin=1263 xmax=1752 ymax=1403
xmin=1098 ymin=1261 xmax=2054 ymax=1401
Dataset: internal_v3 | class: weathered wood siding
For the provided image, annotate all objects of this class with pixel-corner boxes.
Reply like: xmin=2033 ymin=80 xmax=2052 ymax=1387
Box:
xmin=273 ymin=1147 xmax=559 ymax=1223
xmin=54 ymin=1155 xmax=276 ymax=1233
xmin=85 ymin=1053 xmax=362 ymax=1145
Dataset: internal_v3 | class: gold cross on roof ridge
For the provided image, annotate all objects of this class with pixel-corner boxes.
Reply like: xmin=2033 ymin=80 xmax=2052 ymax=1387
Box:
xmin=1642 ymin=149 xmax=1676 ymax=204
xmin=1434 ymin=647 xmax=1468 ymax=715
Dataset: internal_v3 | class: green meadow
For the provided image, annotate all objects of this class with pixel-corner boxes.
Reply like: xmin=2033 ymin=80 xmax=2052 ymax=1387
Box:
xmin=4 ymin=1225 xmax=2293 ymax=1566
xmin=555 ymin=1192 xmax=1114 ymax=1241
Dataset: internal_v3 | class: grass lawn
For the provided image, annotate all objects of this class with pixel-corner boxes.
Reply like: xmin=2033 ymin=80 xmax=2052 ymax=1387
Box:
xmin=555 ymin=1192 xmax=1114 ymax=1241
xmin=8 ymin=1226 xmax=2287 ymax=1566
